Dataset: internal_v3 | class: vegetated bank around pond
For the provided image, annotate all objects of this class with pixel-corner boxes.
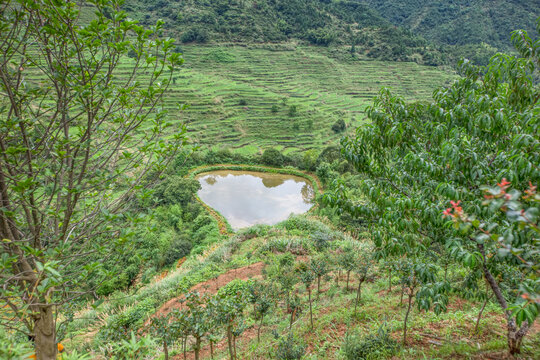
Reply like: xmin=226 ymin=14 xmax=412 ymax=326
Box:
xmin=188 ymin=164 xmax=323 ymax=235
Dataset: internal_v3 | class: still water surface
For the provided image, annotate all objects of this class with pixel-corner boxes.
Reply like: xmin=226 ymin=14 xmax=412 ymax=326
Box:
xmin=196 ymin=170 xmax=314 ymax=229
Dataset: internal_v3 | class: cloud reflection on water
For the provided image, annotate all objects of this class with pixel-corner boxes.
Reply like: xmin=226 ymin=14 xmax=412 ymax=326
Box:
xmin=196 ymin=170 xmax=314 ymax=230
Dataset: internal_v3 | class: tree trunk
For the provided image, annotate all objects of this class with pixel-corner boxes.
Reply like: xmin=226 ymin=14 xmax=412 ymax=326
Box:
xmin=227 ymin=326 xmax=234 ymax=360
xmin=400 ymin=284 xmax=405 ymax=306
xmin=346 ymin=271 xmax=350 ymax=291
xmin=308 ymin=288 xmax=314 ymax=329
xmin=289 ymin=309 xmax=295 ymax=330
xmin=478 ymin=243 xmax=531 ymax=355
xmin=34 ymin=305 xmax=57 ymax=360
xmin=388 ymin=269 xmax=392 ymax=292
xmin=507 ymin=319 xmax=530 ymax=355
xmin=210 ymin=341 xmax=214 ymax=359
xmin=258 ymin=317 xmax=264 ymax=342
xmin=317 ymin=276 xmax=321 ymax=299
xmin=474 ymin=295 xmax=492 ymax=334
xmin=163 ymin=340 xmax=169 ymax=360
xmin=403 ymin=288 xmax=414 ymax=345
xmin=194 ymin=336 xmax=201 ymax=360
xmin=233 ymin=334 xmax=237 ymax=360
xmin=183 ymin=337 xmax=187 ymax=360
xmin=354 ymin=278 xmax=363 ymax=314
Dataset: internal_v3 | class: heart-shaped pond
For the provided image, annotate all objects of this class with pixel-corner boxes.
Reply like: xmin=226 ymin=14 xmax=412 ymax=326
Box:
xmin=195 ymin=170 xmax=315 ymax=230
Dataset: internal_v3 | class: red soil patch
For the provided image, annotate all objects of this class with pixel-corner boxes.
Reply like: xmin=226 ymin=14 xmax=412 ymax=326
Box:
xmin=151 ymin=262 xmax=265 ymax=321
xmin=145 ymin=262 xmax=266 ymax=360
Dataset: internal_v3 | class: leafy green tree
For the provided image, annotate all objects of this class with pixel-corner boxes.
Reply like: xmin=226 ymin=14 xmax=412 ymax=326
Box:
xmin=261 ymin=148 xmax=284 ymax=167
xmin=331 ymin=119 xmax=346 ymax=133
xmin=298 ymin=263 xmax=316 ymax=329
xmin=214 ymin=291 xmax=247 ymax=360
xmin=288 ymin=105 xmax=298 ymax=117
xmin=353 ymin=249 xmax=373 ymax=314
xmin=183 ymin=292 xmax=212 ymax=360
xmin=445 ymin=181 xmax=539 ymax=340
xmin=254 ymin=293 xmax=272 ymax=342
xmin=325 ymin=21 xmax=539 ymax=354
xmin=245 ymin=281 xmax=273 ymax=342
xmin=339 ymin=247 xmax=357 ymax=291
xmin=0 ymin=1 xmax=184 ymax=358
xmin=148 ymin=314 xmax=179 ymax=360
xmin=310 ymin=255 xmax=329 ymax=299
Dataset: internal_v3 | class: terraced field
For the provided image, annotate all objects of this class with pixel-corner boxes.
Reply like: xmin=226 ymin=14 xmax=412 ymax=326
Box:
xmin=130 ymin=45 xmax=457 ymax=154
xmin=23 ymin=37 xmax=455 ymax=155
xmin=49 ymin=4 xmax=456 ymax=154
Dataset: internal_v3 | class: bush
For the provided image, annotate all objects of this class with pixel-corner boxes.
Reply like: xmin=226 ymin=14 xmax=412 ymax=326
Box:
xmin=271 ymin=104 xmax=279 ymax=113
xmin=261 ymin=148 xmax=284 ymax=167
xmin=306 ymin=28 xmax=336 ymax=46
xmin=276 ymin=333 xmax=306 ymax=360
xmin=288 ymin=105 xmax=298 ymax=117
xmin=311 ymin=231 xmax=332 ymax=251
xmin=154 ymin=176 xmax=201 ymax=206
xmin=342 ymin=328 xmax=399 ymax=360
xmin=181 ymin=27 xmax=209 ymax=43
xmin=331 ymin=119 xmax=346 ymax=133
xmin=162 ymin=237 xmax=192 ymax=267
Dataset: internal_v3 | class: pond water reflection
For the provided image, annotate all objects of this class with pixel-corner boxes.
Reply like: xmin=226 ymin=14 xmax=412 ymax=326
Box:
xmin=196 ymin=170 xmax=314 ymax=230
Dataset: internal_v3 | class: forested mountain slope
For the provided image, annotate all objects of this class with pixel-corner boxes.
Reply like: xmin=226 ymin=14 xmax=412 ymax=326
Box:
xmin=120 ymin=0 xmax=447 ymax=64
xmin=360 ymin=0 xmax=539 ymax=49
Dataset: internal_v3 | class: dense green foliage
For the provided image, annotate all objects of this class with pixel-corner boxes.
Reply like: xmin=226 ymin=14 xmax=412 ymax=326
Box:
xmin=120 ymin=0 xmax=450 ymax=64
xmin=325 ymin=19 xmax=539 ymax=354
xmin=0 ymin=0 xmax=185 ymax=358
xmin=361 ymin=0 xmax=538 ymax=50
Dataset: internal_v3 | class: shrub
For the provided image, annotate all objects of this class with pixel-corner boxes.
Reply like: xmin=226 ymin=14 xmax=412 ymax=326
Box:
xmin=154 ymin=176 xmax=201 ymax=206
xmin=276 ymin=333 xmax=306 ymax=360
xmin=306 ymin=28 xmax=336 ymax=46
xmin=342 ymin=328 xmax=399 ymax=360
xmin=271 ymin=104 xmax=279 ymax=113
xmin=261 ymin=148 xmax=284 ymax=167
xmin=181 ymin=27 xmax=209 ymax=43
xmin=331 ymin=119 xmax=346 ymax=133
xmin=288 ymin=105 xmax=298 ymax=117
xmin=238 ymin=99 xmax=248 ymax=106
xmin=162 ymin=237 xmax=192 ymax=267
xmin=311 ymin=231 xmax=332 ymax=251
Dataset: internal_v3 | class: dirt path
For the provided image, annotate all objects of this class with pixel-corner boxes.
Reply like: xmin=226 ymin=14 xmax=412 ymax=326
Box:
xmin=151 ymin=262 xmax=265 ymax=320
xmin=145 ymin=262 xmax=266 ymax=359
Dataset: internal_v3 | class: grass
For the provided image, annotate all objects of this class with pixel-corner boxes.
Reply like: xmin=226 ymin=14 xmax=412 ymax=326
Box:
xmin=58 ymin=214 xmax=540 ymax=359
xmin=104 ymin=44 xmax=455 ymax=155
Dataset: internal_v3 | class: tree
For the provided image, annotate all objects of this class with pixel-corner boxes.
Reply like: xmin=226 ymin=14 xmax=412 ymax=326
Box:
xmin=261 ymin=148 xmax=284 ymax=167
xmin=331 ymin=119 xmax=346 ymax=133
xmin=298 ymin=262 xmax=315 ymax=329
xmin=214 ymin=289 xmax=247 ymax=360
xmin=445 ymin=181 xmax=539 ymax=349
xmin=183 ymin=292 xmax=212 ymax=360
xmin=148 ymin=314 xmax=179 ymax=360
xmin=324 ymin=20 xmax=539 ymax=354
xmin=353 ymin=248 xmax=373 ymax=314
xmin=0 ymin=1 xmax=185 ymax=358
xmin=310 ymin=255 xmax=329 ymax=298
xmin=339 ymin=246 xmax=357 ymax=291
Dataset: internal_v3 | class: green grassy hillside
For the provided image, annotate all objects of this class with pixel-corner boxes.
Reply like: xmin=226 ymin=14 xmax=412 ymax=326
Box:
xmin=65 ymin=216 xmax=540 ymax=359
xmin=132 ymin=45 xmax=455 ymax=154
